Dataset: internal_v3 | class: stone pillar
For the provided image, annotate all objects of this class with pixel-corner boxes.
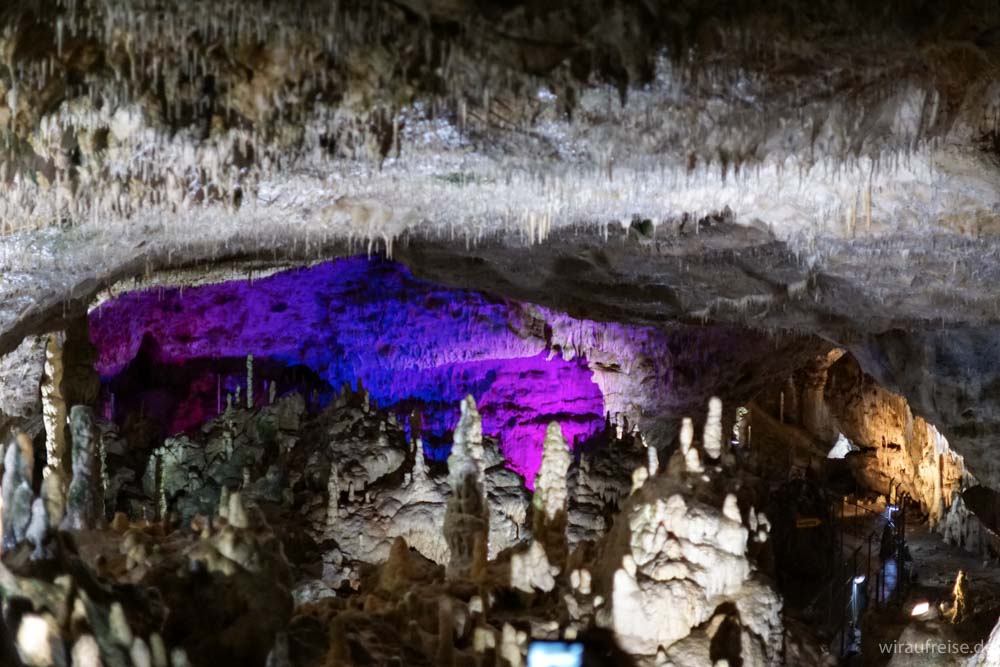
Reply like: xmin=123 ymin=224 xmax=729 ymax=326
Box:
xmin=443 ymin=396 xmax=488 ymax=580
xmin=246 ymin=353 xmax=254 ymax=408
xmin=41 ymin=333 xmax=67 ymax=478
xmin=1 ymin=433 xmax=35 ymax=551
xmin=799 ymin=349 xmax=845 ymax=439
xmin=532 ymin=422 xmax=571 ymax=566
xmin=62 ymin=406 xmax=103 ymax=530
xmin=62 ymin=317 xmax=101 ymax=408
xmin=326 ymin=462 xmax=340 ymax=536
xmin=702 ymin=397 xmax=723 ymax=459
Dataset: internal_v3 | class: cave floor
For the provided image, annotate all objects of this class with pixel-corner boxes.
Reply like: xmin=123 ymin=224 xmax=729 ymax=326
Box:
xmin=845 ymin=503 xmax=1000 ymax=666
xmin=907 ymin=523 xmax=1000 ymax=610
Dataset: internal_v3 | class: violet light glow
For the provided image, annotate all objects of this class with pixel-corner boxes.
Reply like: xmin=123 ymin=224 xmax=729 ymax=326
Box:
xmin=89 ymin=258 xmax=606 ymax=484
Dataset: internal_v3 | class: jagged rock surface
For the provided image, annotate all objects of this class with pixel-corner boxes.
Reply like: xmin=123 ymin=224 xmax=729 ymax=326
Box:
xmin=600 ymin=473 xmax=781 ymax=661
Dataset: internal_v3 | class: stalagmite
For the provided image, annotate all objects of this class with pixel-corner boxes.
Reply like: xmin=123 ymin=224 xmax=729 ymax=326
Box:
xmin=723 ymin=493 xmax=741 ymax=522
xmin=246 ymin=353 xmax=254 ymax=408
xmin=510 ymin=540 xmax=558 ymax=593
xmin=26 ymin=498 xmax=51 ymax=560
xmin=443 ymin=395 xmax=488 ymax=579
xmin=41 ymin=333 xmax=67 ymax=478
xmin=680 ymin=417 xmax=693 ymax=455
xmin=499 ymin=623 xmax=526 ymax=667
xmin=412 ymin=439 xmax=427 ymax=480
xmin=703 ymin=396 xmax=723 ymax=459
xmin=2 ymin=433 xmax=35 ymax=551
xmin=630 ymin=466 xmax=649 ymax=493
xmin=680 ymin=418 xmax=702 ymax=473
xmin=109 ymin=602 xmax=133 ymax=647
xmin=130 ymin=638 xmax=152 ymax=667
xmin=16 ymin=613 xmax=66 ymax=667
xmin=326 ymin=462 xmax=340 ymax=532
xmin=71 ymin=636 xmax=101 ymax=667
xmin=531 ymin=422 xmax=571 ymax=564
xmin=227 ymin=491 xmax=250 ymax=529
xmin=61 ymin=406 xmax=104 ymax=530
xmin=41 ymin=470 xmax=66 ymax=529
xmin=150 ymin=634 xmax=168 ymax=667
xmin=941 ymin=570 xmax=969 ymax=623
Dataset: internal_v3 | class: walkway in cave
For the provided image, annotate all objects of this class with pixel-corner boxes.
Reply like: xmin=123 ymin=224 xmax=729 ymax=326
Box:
xmin=850 ymin=505 xmax=1000 ymax=665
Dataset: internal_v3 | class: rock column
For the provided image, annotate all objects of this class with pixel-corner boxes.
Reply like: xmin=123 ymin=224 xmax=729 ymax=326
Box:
xmin=799 ymin=349 xmax=845 ymax=439
xmin=1 ymin=433 xmax=35 ymax=551
xmin=61 ymin=406 xmax=103 ymax=530
xmin=41 ymin=333 xmax=67 ymax=477
xmin=443 ymin=396 xmax=488 ymax=580
xmin=531 ymin=422 xmax=571 ymax=565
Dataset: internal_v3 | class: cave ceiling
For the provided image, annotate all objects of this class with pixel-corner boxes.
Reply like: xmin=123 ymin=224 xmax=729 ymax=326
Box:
xmin=2 ymin=0 xmax=1000 ymax=481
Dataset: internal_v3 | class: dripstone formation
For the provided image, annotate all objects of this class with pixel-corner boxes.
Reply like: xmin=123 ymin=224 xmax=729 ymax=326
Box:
xmin=2 ymin=2 xmax=1000 ymax=664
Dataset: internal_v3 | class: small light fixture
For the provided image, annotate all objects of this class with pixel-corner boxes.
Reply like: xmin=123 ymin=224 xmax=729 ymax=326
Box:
xmin=911 ymin=601 xmax=930 ymax=616
xmin=854 ymin=575 xmax=866 ymax=585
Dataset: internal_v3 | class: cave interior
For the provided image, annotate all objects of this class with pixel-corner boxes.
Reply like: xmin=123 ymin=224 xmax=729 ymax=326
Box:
xmin=2 ymin=1 xmax=1000 ymax=667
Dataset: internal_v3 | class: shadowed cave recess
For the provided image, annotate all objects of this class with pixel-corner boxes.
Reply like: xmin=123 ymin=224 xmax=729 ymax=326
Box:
xmin=3 ymin=1 xmax=1000 ymax=666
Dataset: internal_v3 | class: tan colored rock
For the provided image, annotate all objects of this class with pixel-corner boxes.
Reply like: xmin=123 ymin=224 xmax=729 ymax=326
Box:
xmin=41 ymin=333 xmax=67 ymax=478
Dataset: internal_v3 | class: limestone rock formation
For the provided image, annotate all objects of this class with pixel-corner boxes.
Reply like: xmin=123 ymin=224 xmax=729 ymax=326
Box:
xmin=606 ymin=480 xmax=781 ymax=660
xmin=702 ymin=397 xmax=723 ymax=460
xmin=142 ymin=392 xmax=305 ymax=521
xmin=289 ymin=391 xmax=530 ymax=580
xmin=41 ymin=334 xmax=68 ymax=478
xmin=599 ymin=407 xmax=781 ymax=661
xmin=2 ymin=3 xmax=1000 ymax=665
xmin=61 ymin=406 xmax=103 ymax=530
xmin=510 ymin=540 xmax=559 ymax=594
xmin=0 ymin=542 xmax=192 ymax=667
xmin=2 ymin=433 xmax=36 ymax=551
xmin=0 ymin=336 xmax=47 ymax=427
xmin=532 ymin=422 xmax=571 ymax=565
xmin=823 ymin=354 xmax=968 ymax=526
xmin=443 ymin=395 xmax=489 ymax=580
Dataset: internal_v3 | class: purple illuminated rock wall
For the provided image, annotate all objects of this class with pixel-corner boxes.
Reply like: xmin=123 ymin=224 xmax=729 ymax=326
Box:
xmin=89 ymin=258 xmax=608 ymax=483
xmin=90 ymin=258 xmax=822 ymax=485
